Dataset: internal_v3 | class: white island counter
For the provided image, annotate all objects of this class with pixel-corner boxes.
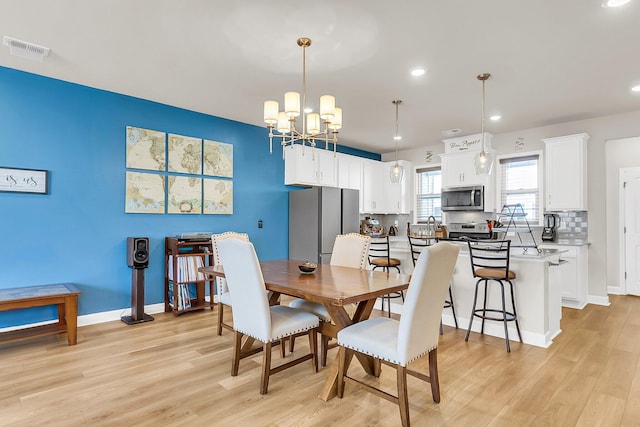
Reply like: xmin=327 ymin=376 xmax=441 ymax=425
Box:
xmin=389 ymin=239 xmax=566 ymax=348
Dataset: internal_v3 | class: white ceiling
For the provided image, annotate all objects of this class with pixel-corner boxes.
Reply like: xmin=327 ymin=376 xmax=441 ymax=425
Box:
xmin=2 ymin=0 xmax=639 ymax=154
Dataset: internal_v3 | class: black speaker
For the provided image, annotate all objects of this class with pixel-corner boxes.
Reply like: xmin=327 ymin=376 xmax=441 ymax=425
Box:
xmin=127 ymin=237 xmax=149 ymax=269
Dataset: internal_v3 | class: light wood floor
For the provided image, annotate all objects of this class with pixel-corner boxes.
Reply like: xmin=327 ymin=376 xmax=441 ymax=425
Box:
xmin=1 ymin=294 xmax=639 ymax=426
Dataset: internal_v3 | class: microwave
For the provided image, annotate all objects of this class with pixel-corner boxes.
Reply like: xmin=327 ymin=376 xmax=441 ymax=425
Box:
xmin=441 ymin=186 xmax=484 ymax=211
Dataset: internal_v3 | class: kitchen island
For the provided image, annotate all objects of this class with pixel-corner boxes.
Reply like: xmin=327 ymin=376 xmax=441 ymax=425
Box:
xmin=390 ymin=240 xmax=565 ymax=348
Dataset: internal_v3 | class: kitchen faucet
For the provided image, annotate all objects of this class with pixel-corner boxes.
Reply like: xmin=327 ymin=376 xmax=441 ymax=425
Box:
xmin=427 ymin=216 xmax=437 ymax=237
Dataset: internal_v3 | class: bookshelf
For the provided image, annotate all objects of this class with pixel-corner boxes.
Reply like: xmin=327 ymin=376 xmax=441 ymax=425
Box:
xmin=164 ymin=237 xmax=213 ymax=315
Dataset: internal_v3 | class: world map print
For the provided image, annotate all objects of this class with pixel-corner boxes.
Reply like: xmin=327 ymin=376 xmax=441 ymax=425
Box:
xmin=167 ymin=176 xmax=201 ymax=214
xmin=126 ymin=127 xmax=166 ymax=171
xmin=125 ymin=172 xmax=165 ymax=214
xmin=203 ymin=178 xmax=233 ymax=215
xmin=168 ymin=134 xmax=202 ymax=175
xmin=203 ymin=139 xmax=233 ymax=178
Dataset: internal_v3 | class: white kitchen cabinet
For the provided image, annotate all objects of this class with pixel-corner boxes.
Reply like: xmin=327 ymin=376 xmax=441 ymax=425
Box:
xmin=539 ymin=244 xmax=589 ymax=309
xmin=543 ymin=133 xmax=589 ymax=211
xmin=440 ymin=152 xmax=481 ymax=187
xmin=361 ymin=159 xmax=385 ymax=213
xmin=284 ymin=144 xmax=337 ymax=187
xmin=337 ymin=153 xmax=362 ymax=191
xmin=361 ymin=159 xmax=412 ymax=214
xmin=383 ymin=160 xmax=412 ymax=214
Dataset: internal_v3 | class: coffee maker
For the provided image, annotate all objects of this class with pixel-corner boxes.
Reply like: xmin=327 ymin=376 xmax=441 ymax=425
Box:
xmin=542 ymin=214 xmax=558 ymax=242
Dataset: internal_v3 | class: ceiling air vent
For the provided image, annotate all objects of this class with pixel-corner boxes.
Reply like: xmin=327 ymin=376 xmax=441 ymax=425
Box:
xmin=3 ymin=36 xmax=50 ymax=61
xmin=441 ymin=128 xmax=462 ymax=138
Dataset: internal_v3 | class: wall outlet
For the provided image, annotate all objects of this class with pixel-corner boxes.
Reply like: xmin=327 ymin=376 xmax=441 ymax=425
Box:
xmin=394 ymin=220 xmax=398 ymax=227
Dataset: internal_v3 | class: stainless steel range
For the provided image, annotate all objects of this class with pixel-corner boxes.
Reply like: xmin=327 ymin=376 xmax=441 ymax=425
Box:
xmin=447 ymin=222 xmax=492 ymax=240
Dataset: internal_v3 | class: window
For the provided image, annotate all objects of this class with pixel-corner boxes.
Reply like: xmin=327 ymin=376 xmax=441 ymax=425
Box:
xmin=415 ymin=166 xmax=442 ymax=222
xmin=499 ymin=154 xmax=541 ymax=223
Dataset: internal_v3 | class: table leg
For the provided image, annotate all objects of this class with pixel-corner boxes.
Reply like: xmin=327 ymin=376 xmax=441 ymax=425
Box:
xmin=318 ymin=299 xmax=377 ymax=401
xmin=64 ymin=295 xmax=78 ymax=345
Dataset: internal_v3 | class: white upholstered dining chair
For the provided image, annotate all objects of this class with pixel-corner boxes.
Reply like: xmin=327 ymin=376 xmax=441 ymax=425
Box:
xmin=288 ymin=232 xmax=370 ymax=366
xmin=216 ymin=238 xmax=320 ymax=394
xmin=336 ymin=242 xmax=460 ymax=427
xmin=211 ymin=231 xmax=249 ymax=335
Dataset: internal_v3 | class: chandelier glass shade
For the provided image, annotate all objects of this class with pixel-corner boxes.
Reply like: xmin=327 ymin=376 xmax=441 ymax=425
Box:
xmin=263 ymin=37 xmax=342 ymax=156
xmin=473 ymin=73 xmax=494 ymax=175
xmin=389 ymin=100 xmax=405 ymax=184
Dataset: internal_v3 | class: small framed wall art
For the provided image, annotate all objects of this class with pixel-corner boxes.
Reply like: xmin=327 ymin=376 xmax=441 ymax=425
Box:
xmin=0 ymin=167 xmax=48 ymax=194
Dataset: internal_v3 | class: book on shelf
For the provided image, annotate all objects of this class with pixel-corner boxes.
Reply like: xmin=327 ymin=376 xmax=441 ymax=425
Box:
xmin=168 ymin=255 xmax=206 ymax=283
xmin=168 ymin=283 xmax=197 ymax=311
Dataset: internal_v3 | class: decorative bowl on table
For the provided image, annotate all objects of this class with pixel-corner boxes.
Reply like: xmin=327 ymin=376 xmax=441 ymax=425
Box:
xmin=298 ymin=261 xmax=317 ymax=274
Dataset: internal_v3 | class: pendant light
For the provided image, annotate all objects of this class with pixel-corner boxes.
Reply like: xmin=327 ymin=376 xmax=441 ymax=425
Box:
xmin=390 ymin=100 xmax=404 ymax=184
xmin=473 ymin=73 xmax=494 ymax=175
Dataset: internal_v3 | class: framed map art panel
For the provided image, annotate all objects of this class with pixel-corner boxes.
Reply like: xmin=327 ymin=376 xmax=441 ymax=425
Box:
xmin=168 ymin=175 xmax=202 ymax=214
xmin=168 ymin=134 xmax=202 ymax=175
xmin=125 ymin=172 xmax=165 ymax=214
xmin=203 ymin=139 xmax=233 ymax=178
xmin=203 ymin=178 xmax=233 ymax=214
xmin=126 ymin=127 xmax=166 ymax=171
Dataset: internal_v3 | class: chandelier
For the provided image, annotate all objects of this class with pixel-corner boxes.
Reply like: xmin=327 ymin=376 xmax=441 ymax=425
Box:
xmin=263 ymin=37 xmax=342 ymax=156
xmin=389 ymin=100 xmax=404 ymax=184
xmin=473 ymin=73 xmax=494 ymax=175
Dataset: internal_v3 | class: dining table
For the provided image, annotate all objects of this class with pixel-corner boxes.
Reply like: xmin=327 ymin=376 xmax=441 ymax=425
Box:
xmin=199 ymin=259 xmax=411 ymax=401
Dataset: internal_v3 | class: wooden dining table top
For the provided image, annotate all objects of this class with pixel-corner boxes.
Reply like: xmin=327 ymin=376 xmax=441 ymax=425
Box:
xmin=199 ymin=259 xmax=411 ymax=306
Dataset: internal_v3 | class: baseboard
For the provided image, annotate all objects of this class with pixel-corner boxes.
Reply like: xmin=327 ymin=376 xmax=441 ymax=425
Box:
xmin=607 ymin=285 xmax=624 ymax=295
xmin=78 ymin=303 xmax=166 ymax=327
xmin=0 ymin=303 xmax=167 ymax=333
xmin=587 ymin=294 xmax=611 ymax=306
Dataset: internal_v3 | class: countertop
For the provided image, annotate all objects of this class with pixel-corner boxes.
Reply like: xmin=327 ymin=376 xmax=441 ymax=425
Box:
xmin=537 ymin=239 xmax=590 ymax=247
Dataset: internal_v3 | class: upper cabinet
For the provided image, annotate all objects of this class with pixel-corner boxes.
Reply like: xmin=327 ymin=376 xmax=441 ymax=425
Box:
xmin=285 ymin=146 xmax=413 ymax=214
xmin=361 ymin=159 xmax=412 ymax=214
xmin=440 ymin=133 xmax=495 ymax=212
xmin=440 ymin=151 xmax=486 ymax=187
xmin=337 ymin=153 xmax=362 ymax=191
xmin=384 ymin=161 xmax=413 ymax=214
xmin=284 ymin=144 xmax=337 ymax=187
xmin=543 ymin=133 xmax=589 ymax=211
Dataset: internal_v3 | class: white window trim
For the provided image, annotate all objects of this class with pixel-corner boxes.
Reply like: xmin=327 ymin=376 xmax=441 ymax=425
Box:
xmin=413 ymin=162 xmax=441 ymax=224
xmin=495 ymin=150 xmax=544 ymax=225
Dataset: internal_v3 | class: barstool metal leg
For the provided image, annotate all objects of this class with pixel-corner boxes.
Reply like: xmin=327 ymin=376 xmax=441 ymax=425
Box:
xmin=500 ymin=281 xmax=511 ymax=352
xmin=448 ymin=286 xmax=458 ymax=329
xmin=481 ymin=280 xmax=489 ymax=334
xmin=509 ymin=280 xmax=523 ymax=343
xmin=465 ymin=279 xmax=482 ymax=342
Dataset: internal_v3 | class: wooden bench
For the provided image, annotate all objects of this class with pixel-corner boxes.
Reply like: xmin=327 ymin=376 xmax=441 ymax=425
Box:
xmin=0 ymin=283 xmax=81 ymax=345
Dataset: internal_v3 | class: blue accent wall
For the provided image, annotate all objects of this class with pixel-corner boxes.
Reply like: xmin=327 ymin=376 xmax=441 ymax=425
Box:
xmin=0 ymin=66 xmax=378 ymax=328
xmin=0 ymin=67 xmax=278 ymax=327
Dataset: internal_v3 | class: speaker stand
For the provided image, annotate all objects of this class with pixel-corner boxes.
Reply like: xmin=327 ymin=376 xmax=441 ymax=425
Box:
xmin=121 ymin=268 xmax=154 ymax=325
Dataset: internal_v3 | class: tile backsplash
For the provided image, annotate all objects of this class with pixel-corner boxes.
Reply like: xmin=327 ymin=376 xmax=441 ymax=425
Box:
xmin=554 ymin=211 xmax=588 ymax=239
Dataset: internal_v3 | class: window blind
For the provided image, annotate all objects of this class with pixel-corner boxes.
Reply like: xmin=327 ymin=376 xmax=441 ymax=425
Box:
xmin=415 ymin=167 xmax=442 ymax=222
xmin=499 ymin=155 xmax=540 ymax=222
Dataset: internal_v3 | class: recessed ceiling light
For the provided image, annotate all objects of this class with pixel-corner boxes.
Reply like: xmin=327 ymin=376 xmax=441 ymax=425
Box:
xmin=602 ymin=0 xmax=631 ymax=7
xmin=394 ymin=135 xmax=402 ymax=140
xmin=631 ymin=85 xmax=640 ymax=92
xmin=490 ymin=115 xmax=502 ymax=121
xmin=410 ymin=67 xmax=426 ymax=77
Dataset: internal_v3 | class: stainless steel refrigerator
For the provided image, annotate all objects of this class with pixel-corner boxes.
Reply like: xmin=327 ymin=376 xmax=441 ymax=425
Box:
xmin=289 ymin=187 xmax=360 ymax=264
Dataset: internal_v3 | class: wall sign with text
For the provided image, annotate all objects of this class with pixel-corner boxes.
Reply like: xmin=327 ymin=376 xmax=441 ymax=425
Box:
xmin=0 ymin=167 xmax=48 ymax=194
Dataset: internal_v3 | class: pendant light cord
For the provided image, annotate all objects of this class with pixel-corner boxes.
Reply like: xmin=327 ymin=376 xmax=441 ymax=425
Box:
xmin=481 ymin=77 xmax=486 ymax=154
xmin=394 ymin=100 xmax=401 ymax=163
